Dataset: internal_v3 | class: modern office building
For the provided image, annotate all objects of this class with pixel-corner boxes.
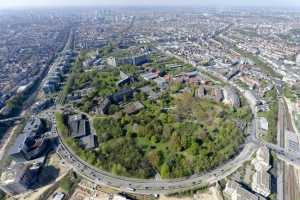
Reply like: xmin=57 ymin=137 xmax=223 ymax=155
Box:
xmin=68 ymin=114 xmax=89 ymax=138
xmin=252 ymin=171 xmax=271 ymax=197
xmin=0 ymin=163 xmax=39 ymax=196
xmin=8 ymin=117 xmax=48 ymax=162
xmin=107 ymin=54 xmax=148 ymax=67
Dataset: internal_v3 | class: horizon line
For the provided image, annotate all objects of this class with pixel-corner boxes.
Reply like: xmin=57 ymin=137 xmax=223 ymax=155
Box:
xmin=1 ymin=4 xmax=300 ymax=10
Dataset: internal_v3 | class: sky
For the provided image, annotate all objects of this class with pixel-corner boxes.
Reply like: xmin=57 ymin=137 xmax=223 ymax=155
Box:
xmin=0 ymin=0 xmax=300 ymax=8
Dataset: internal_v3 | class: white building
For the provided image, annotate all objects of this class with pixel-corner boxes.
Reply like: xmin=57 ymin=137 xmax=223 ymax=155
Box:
xmin=251 ymin=146 xmax=271 ymax=198
xmin=258 ymin=117 xmax=269 ymax=135
xmin=251 ymin=146 xmax=271 ymax=171
xmin=52 ymin=192 xmax=65 ymax=200
xmin=252 ymin=171 xmax=271 ymax=197
xmin=223 ymin=87 xmax=241 ymax=108
xmin=285 ymin=130 xmax=299 ymax=153
xmin=296 ymin=54 xmax=300 ymax=66
xmin=224 ymin=181 xmax=266 ymax=200
xmin=245 ymin=90 xmax=260 ymax=107
xmin=112 ymin=194 xmax=130 ymax=200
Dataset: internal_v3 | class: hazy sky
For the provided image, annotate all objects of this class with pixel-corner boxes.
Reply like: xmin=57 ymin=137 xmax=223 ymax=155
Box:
xmin=0 ymin=0 xmax=300 ymax=8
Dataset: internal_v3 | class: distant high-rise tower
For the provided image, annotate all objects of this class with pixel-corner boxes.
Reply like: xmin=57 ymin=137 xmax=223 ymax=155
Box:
xmin=296 ymin=54 xmax=300 ymax=66
xmin=0 ymin=163 xmax=39 ymax=196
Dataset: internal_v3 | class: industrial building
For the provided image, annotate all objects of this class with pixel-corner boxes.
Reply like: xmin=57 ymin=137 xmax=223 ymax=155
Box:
xmin=107 ymin=54 xmax=148 ymax=67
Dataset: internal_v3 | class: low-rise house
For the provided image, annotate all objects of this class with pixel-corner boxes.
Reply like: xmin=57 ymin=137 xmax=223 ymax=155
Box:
xmin=223 ymin=87 xmax=241 ymax=108
xmin=123 ymin=101 xmax=144 ymax=115
xmin=226 ymin=68 xmax=240 ymax=80
xmin=141 ymin=72 xmax=159 ymax=81
xmin=195 ymin=86 xmax=206 ymax=98
xmin=184 ymin=71 xmax=198 ymax=78
xmin=79 ymin=135 xmax=97 ymax=150
xmin=257 ymin=104 xmax=270 ymax=112
xmin=213 ymin=88 xmax=224 ymax=102
xmin=109 ymin=89 xmax=134 ymax=104
xmin=116 ymin=71 xmax=134 ymax=87
xmin=139 ymin=86 xmax=160 ymax=100
xmin=188 ymin=76 xmax=202 ymax=85
xmin=240 ymin=76 xmax=260 ymax=89
xmin=153 ymin=77 xmax=168 ymax=90
xmin=166 ymin=64 xmax=182 ymax=69
xmin=93 ymin=97 xmax=111 ymax=115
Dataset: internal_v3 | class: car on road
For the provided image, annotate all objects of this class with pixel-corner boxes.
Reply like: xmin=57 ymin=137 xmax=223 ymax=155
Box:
xmin=127 ymin=187 xmax=136 ymax=192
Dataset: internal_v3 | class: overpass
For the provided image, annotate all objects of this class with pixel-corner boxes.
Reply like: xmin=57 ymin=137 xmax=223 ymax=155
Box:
xmin=0 ymin=116 xmax=24 ymax=126
xmin=0 ymin=116 xmax=23 ymax=123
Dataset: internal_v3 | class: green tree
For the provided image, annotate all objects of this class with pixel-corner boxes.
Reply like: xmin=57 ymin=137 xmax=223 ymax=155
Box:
xmin=160 ymin=163 xmax=170 ymax=178
xmin=112 ymin=163 xmax=127 ymax=176
xmin=188 ymin=142 xmax=200 ymax=155
xmin=147 ymin=150 xmax=163 ymax=169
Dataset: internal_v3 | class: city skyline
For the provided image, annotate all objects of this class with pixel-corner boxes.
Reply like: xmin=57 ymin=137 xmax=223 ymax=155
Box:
xmin=1 ymin=0 xmax=300 ymax=8
xmin=0 ymin=3 xmax=300 ymax=200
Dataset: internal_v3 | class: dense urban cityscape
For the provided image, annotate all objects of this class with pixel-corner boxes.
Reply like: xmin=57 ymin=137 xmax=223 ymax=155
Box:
xmin=0 ymin=3 xmax=300 ymax=200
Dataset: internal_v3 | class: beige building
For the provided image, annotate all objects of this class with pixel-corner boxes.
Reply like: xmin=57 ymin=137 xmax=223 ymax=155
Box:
xmin=251 ymin=146 xmax=270 ymax=171
xmin=224 ymin=181 xmax=266 ymax=200
xmin=252 ymin=171 xmax=271 ymax=197
xmin=251 ymin=146 xmax=271 ymax=198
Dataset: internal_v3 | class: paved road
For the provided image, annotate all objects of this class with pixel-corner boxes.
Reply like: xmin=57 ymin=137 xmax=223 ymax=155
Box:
xmin=0 ymin=116 xmax=23 ymax=123
xmin=282 ymin=99 xmax=300 ymax=200
xmin=277 ymin=99 xmax=285 ymax=200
